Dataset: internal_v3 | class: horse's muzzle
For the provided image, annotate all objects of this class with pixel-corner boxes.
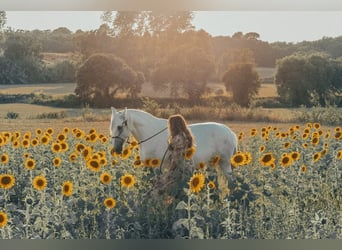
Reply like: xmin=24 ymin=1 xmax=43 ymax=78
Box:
xmin=112 ymin=137 xmax=124 ymax=154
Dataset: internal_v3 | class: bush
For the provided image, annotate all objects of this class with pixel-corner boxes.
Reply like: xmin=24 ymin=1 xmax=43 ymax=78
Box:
xmin=5 ymin=111 xmax=19 ymax=119
xmin=294 ymin=105 xmax=342 ymax=126
xmin=35 ymin=111 xmax=66 ymax=119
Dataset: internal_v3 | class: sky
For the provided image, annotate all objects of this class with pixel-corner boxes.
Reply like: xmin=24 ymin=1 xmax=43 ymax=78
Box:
xmin=3 ymin=11 xmax=342 ymax=43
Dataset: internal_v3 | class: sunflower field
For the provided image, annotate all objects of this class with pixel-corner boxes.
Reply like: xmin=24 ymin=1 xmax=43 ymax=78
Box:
xmin=0 ymin=123 xmax=341 ymax=239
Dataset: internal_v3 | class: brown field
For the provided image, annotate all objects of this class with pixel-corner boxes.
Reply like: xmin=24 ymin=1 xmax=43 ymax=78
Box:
xmin=0 ymin=83 xmax=76 ymax=97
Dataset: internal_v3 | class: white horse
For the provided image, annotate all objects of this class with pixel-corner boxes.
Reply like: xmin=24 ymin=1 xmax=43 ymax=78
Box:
xmin=109 ymin=108 xmax=238 ymax=180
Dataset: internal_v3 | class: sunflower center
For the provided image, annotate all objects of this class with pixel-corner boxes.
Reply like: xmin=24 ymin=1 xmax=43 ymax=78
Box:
xmin=192 ymin=178 xmax=199 ymax=187
xmin=106 ymin=200 xmax=113 ymax=206
xmin=1 ymin=177 xmax=10 ymax=185
xmin=90 ymin=161 xmax=99 ymax=168
xmin=64 ymin=185 xmax=70 ymax=192
xmin=262 ymin=154 xmax=272 ymax=162
xmin=235 ymin=155 xmax=244 ymax=163
xmin=124 ymin=177 xmax=132 ymax=184
xmin=37 ymin=179 xmax=44 ymax=187
xmin=0 ymin=215 xmax=4 ymax=223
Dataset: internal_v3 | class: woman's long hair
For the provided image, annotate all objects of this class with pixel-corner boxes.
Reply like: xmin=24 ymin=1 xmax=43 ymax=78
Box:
xmin=168 ymin=114 xmax=193 ymax=149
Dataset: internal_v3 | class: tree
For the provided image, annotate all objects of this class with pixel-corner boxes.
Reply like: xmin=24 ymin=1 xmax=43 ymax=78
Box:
xmin=2 ymin=32 xmax=44 ymax=83
xmin=222 ymin=63 xmax=261 ymax=107
xmin=75 ymin=53 xmax=144 ymax=106
xmin=151 ymin=45 xmax=214 ymax=100
xmin=275 ymin=53 xmax=342 ymax=106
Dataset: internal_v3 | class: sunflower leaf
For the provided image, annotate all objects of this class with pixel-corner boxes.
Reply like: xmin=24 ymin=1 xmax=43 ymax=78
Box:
xmin=175 ymin=201 xmax=188 ymax=210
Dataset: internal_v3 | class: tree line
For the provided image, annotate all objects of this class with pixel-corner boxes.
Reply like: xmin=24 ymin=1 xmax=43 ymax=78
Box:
xmin=0 ymin=11 xmax=341 ymax=107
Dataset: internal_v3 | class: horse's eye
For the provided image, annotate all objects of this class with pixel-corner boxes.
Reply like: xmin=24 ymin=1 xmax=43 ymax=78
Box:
xmin=117 ymin=125 xmax=123 ymax=131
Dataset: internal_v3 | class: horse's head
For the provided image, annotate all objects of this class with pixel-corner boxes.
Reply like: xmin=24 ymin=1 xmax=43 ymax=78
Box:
xmin=110 ymin=107 xmax=130 ymax=154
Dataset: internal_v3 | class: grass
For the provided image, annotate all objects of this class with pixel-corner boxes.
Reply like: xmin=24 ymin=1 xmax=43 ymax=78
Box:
xmin=0 ymin=122 xmax=340 ymax=239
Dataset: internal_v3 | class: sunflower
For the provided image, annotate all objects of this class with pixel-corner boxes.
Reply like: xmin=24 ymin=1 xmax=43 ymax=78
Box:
xmin=46 ymin=128 xmax=54 ymax=135
xmin=104 ymin=197 xmax=116 ymax=209
xmin=120 ymin=174 xmax=136 ymax=188
xmin=63 ymin=127 xmax=70 ymax=133
xmin=0 ymin=174 xmax=15 ymax=189
xmin=100 ymin=158 xmax=108 ymax=167
xmin=184 ymin=146 xmax=196 ymax=160
xmin=23 ymin=132 xmax=31 ymax=139
xmin=144 ymin=158 xmax=152 ymax=166
xmin=321 ymin=149 xmax=328 ymax=157
xmin=51 ymin=142 xmax=61 ymax=153
xmin=133 ymin=158 xmax=143 ymax=167
xmin=197 ymin=162 xmax=206 ymax=170
xmin=62 ymin=181 xmax=73 ymax=197
xmin=121 ymin=148 xmax=131 ymax=160
xmin=75 ymin=143 xmax=86 ymax=153
xmin=32 ymin=176 xmax=47 ymax=191
xmin=100 ymin=172 xmax=112 ymax=185
xmin=301 ymin=165 xmax=307 ymax=173
xmin=250 ymin=128 xmax=258 ymax=137
xmin=302 ymin=133 xmax=309 ymax=140
xmin=334 ymin=131 xmax=342 ymax=140
xmin=56 ymin=133 xmax=66 ymax=142
xmin=244 ymin=152 xmax=252 ymax=164
xmin=313 ymin=123 xmax=321 ymax=129
xmin=53 ymin=157 xmax=62 ymax=167
xmin=259 ymin=145 xmax=266 ymax=152
xmin=238 ymin=132 xmax=244 ymax=141
xmin=189 ymin=173 xmax=205 ymax=193
xmin=212 ymin=155 xmax=221 ymax=167
xmin=151 ymin=158 xmax=161 ymax=168
xmin=31 ymin=138 xmax=39 ymax=147
xmin=25 ymin=158 xmax=36 ymax=170
xmin=60 ymin=142 xmax=69 ymax=152
xmin=311 ymin=137 xmax=320 ymax=146
xmin=89 ymin=133 xmax=98 ymax=143
xmin=13 ymin=131 xmax=20 ymax=139
xmin=230 ymin=152 xmax=246 ymax=167
xmin=0 ymin=153 xmax=9 ymax=164
xmin=101 ymin=137 xmax=108 ymax=143
xmin=259 ymin=152 xmax=275 ymax=167
xmin=82 ymin=147 xmax=92 ymax=160
xmin=207 ymin=181 xmax=216 ymax=190
xmin=283 ymin=142 xmax=291 ymax=149
xmin=86 ymin=159 xmax=101 ymax=172
xmin=290 ymin=152 xmax=301 ymax=161
xmin=35 ymin=128 xmax=42 ymax=135
xmin=21 ymin=139 xmax=30 ymax=148
xmin=337 ymin=150 xmax=342 ymax=160
xmin=279 ymin=154 xmax=292 ymax=167
xmin=313 ymin=152 xmax=322 ymax=163
xmin=89 ymin=128 xmax=97 ymax=134
xmin=40 ymin=135 xmax=50 ymax=145
xmin=75 ymin=131 xmax=84 ymax=139
xmin=69 ymin=153 xmax=78 ymax=162
xmin=0 ymin=211 xmax=8 ymax=228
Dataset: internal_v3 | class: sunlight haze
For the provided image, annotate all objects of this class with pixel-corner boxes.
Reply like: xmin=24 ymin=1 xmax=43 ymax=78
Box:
xmin=3 ymin=11 xmax=342 ymax=43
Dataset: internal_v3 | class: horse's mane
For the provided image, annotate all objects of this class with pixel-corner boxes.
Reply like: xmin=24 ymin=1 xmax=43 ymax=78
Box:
xmin=128 ymin=109 xmax=166 ymax=122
